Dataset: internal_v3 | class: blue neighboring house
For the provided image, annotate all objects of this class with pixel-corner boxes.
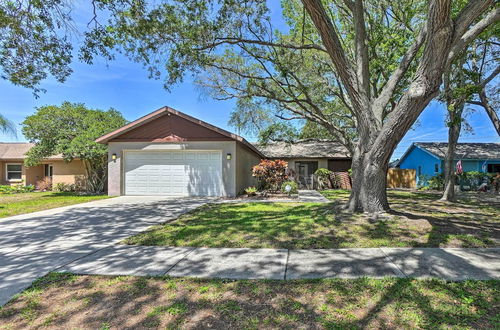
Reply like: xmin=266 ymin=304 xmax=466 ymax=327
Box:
xmin=396 ymin=142 xmax=500 ymax=185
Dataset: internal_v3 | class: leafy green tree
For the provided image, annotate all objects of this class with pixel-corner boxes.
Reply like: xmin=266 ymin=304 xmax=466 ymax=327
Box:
xmin=0 ymin=0 xmax=73 ymax=133
xmin=440 ymin=33 xmax=499 ymax=202
xmin=2 ymin=0 xmax=498 ymax=212
xmin=299 ymin=121 xmax=337 ymax=140
xmin=22 ymin=102 xmax=127 ymax=193
xmin=79 ymin=0 xmax=498 ymax=212
xmin=0 ymin=0 xmax=73 ymax=94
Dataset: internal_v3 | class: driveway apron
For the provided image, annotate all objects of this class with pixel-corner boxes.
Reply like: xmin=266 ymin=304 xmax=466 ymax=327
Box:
xmin=0 ymin=196 xmax=212 ymax=306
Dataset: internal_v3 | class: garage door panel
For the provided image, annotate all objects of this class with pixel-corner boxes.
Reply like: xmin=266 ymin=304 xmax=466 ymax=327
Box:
xmin=124 ymin=151 xmax=222 ymax=196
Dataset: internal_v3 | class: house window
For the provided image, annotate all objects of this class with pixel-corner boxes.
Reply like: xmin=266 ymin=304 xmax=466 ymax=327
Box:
xmin=418 ymin=166 xmax=422 ymax=176
xmin=6 ymin=163 xmax=22 ymax=181
xmin=434 ymin=164 xmax=439 ymax=173
xmin=487 ymin=164 xmax=500 ymax=173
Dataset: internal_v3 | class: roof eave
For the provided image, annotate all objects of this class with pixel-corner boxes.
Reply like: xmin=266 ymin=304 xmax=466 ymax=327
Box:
xmin=95 ymin=106 xmax=264 ymax=158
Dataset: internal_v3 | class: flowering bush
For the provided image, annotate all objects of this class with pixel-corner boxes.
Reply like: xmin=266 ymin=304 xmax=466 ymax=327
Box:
xmin=35 ymin=176 xmax=52 ymax=191
xmin=252 ymin=159 xmax=289 ymax=192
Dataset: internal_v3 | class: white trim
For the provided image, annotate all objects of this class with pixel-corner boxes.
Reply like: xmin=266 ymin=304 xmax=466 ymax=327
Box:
xmin=5 ymin=163 xmax=23 ymax=182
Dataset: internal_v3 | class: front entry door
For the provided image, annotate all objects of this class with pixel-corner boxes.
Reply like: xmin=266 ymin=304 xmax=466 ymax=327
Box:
xmin=295 ymin=161 xmax=318 ymax=189
xmin=44 ymin=164 xmax=53 ymax=178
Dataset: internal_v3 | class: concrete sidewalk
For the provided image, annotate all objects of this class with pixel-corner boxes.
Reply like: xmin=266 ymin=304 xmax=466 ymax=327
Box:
xmin=59 ymin=246 xmax=500 ymax=281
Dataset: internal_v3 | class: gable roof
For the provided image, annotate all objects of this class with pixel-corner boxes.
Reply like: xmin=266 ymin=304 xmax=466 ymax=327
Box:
xmin=415 ymin=142 xmax=500 ymax=160
xmin=0 ymin=143 xmax=65 ymax=160
xmin=255 ymin=140 xmax=351 ymax=159
xmin=96 ymin=106 xmax=264 ymax=157
xmin=396 ymin=142 xmax=500 ymax=167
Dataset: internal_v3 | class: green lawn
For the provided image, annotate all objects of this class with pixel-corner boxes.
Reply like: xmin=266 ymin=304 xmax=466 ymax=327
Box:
xmin=0 ymin=192 xmax=111 ymax=218
xmin=0 ymin=273 xmax=497 ymax=329
xmin=124 ymin=190 xmax=499 ymax=248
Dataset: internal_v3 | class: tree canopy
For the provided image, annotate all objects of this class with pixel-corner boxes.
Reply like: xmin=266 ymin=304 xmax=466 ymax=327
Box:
xmin=22 ymin=102 xmax=127 ymax=192
xmin=0 ymin=0 xmax=73 ymax=95
xmin=2 ymin=0 xmax=498 ymax=211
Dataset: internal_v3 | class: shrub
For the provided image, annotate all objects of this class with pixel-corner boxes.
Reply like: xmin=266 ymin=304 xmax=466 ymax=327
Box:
xmin=428 ymin=173 xmax=444 ymax=190
xmin=252 ymin=159 xmax=289 ymax=192
xmin=417 ymin=174 xmax=430 ymax=189
xmin=53 ymin=182 xmax=77 ymax=192
xmin=244 ymin=186 xmax=257 ymax=196
xmin=458 ymin=171 xmax=493 ymax=190
xmin=281 ymin=181 xmax=298 ymax=195
xmin=36 ymin=176 xmax=52 ymax=191
xmin=314 ymin=168 xmax=332 ymax=190
xmin=20 ymin=185 xmax=35 ymax=193
xmin=0 ymin=184 xmax=35 ymax=194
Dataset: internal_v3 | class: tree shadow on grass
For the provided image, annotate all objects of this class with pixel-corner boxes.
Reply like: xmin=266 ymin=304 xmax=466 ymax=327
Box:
xmin=1 ymin=274 xmax=497 ymax=329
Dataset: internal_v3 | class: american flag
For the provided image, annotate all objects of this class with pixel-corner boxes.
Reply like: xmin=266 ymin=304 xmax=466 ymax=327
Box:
xmin=456 ymin=160 xmax=463 ymax=174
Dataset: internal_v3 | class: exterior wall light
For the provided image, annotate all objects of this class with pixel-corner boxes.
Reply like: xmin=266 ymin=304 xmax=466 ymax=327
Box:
xmin=226 ymin=153 xmax=232 ymax=160
xmin=111 ymin=153 xmax=117 ymax=161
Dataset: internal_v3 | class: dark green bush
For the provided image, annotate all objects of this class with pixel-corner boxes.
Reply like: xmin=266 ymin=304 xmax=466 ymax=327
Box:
xmin=281 ymin=181 xmax=298 ymax=194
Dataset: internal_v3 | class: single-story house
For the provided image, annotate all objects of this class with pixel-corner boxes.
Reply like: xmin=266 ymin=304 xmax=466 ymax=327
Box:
xmin=96 ymin=106 xmax=264 ymax=197
xmin=256 ymin=140 xmax=351 ymax=188
xmin=397 ymin=142 xmax=500 ymax=183
xmin=0 ymin=143 xmax=86 ymax=187
xmin=96 ymin=107 xmax=353 ymax=196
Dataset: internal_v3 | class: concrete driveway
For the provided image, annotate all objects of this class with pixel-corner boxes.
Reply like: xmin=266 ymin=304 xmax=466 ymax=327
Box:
xmin=0 ymin=196 xmax=212 ymax=306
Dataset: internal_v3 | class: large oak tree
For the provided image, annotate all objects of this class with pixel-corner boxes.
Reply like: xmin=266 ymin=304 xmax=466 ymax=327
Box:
xmin=2 ymin=0 xmax=498 ymax=212
xmin=81 ymin=0 xmax=498 ymax=212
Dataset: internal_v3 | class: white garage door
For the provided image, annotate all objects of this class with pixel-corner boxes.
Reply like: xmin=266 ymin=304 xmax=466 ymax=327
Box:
xmin=124 ymin=150 xmax=223 ymax=196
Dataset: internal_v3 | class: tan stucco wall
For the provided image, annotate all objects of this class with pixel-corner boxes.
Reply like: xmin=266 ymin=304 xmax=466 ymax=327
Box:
xmin=51 ymin=160 xmax=86 ymax=187
xmin=0 ymin=160 xmax=86 ymax=187
xmin=25 ymin=164 xmax=44 ymax=186
xmin=235 ymin=143 xmax=261 ymax=195
xmin=107 ymin=141 xmax=240 ymax=196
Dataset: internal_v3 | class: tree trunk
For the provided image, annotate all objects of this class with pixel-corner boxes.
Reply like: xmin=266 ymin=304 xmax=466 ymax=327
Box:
xmin=479 ymin=90 xmax=500 ymax=136
xmin=348 ymin=154 xmax=391 ymax=213
xmin=347 ymin=129 xmax=392 ymax=213
xmin=441 ymin=103 xmax=464 ymax=202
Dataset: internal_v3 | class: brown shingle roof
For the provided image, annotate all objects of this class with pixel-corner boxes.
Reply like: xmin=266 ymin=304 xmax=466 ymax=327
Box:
xmin=255 ymin=140 xmax=351 ymax=159
xmin=415 ymin=142 xmax=500 ymax=160
xmin=0 ymin=143 xmax=34 ymax=159
xmin=0 ymin=143 xmax=65 ymax=160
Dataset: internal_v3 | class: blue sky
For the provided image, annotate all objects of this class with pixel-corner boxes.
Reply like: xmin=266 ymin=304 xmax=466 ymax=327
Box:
xmin=0 ymin=1 xmax=498 ymax=161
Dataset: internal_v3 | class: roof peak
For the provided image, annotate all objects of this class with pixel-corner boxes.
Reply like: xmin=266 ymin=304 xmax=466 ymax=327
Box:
xmin=95 ymin=106 xmax=264 ymax=157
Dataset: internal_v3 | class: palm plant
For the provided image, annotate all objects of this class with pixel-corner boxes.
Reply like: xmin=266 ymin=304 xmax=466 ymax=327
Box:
xmin=0 ymin=114 xmax=16 ymax=136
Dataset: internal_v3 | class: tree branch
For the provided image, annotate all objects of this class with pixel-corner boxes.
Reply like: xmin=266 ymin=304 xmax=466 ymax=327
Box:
xmin=193 ymin=37 xmax=326 ymax=52
xmin=479 ymin=89 xmax=500 ymax=136
xmin=480 ymin=64 xmax=500 ymax=88
xmin=448 ymin=5 xmax=500 ymax=66
xmin=372 ymin=26 xmax=427 ymax=122
xmin=352 ymin=0 xmax=371 ymax=102
xmin=301 ymin=0 xmax=360 ymax=113
xmin=453 ymin=0 xmax=496 ymax=41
